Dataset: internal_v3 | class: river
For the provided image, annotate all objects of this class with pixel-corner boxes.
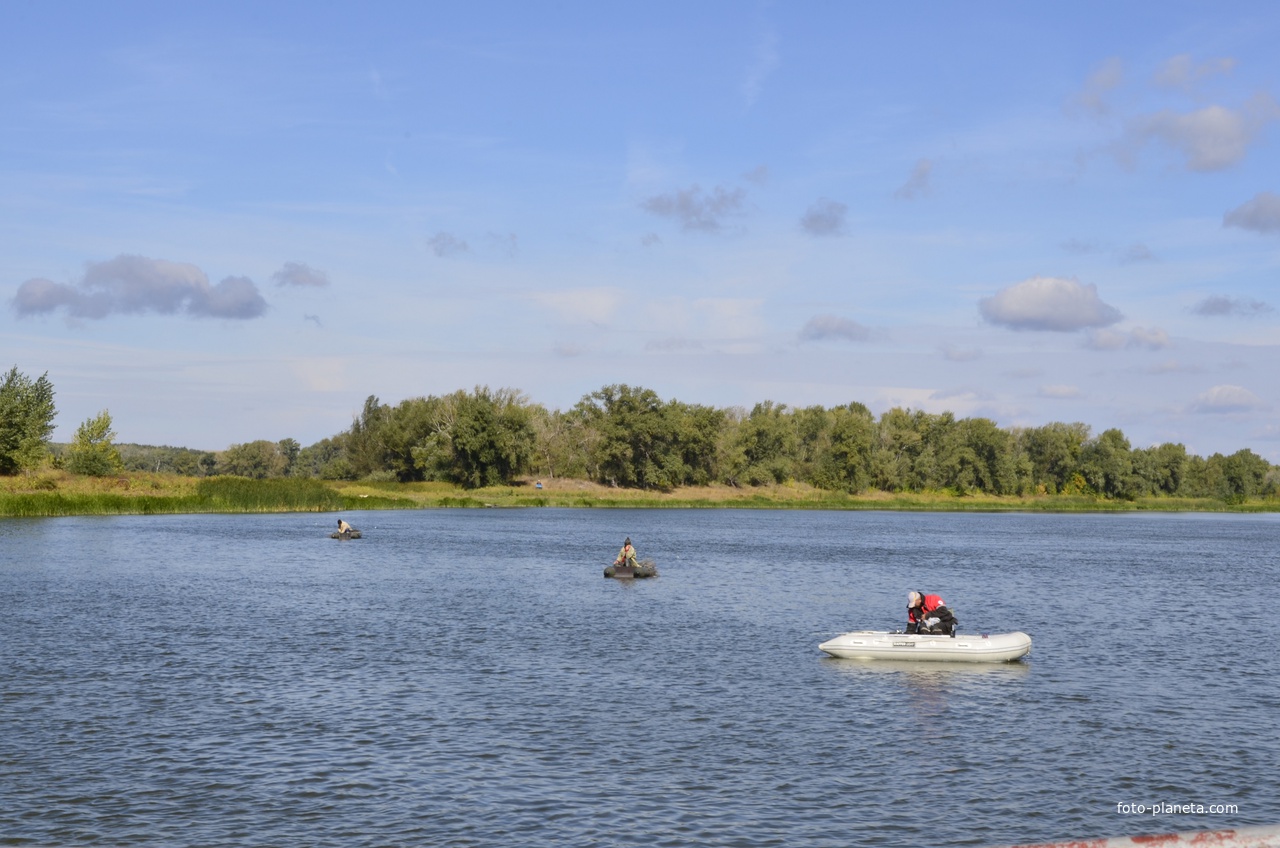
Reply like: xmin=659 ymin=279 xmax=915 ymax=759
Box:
xmin=2 ymin=509 xmax=1277 ymax=846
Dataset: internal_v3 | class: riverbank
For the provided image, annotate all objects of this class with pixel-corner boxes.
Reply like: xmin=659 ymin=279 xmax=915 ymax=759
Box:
xmin=2 ymin=471 xmax=1277 ymax=517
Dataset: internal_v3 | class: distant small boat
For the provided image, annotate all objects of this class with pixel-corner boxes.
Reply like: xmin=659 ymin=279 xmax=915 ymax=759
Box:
xmin=604 ymin=559 xmax=657 ymax=579
xmin=818 ymin=630 xmax=1031 ymax=663
xmin=330 ymin=529 xmax=362 ymax=540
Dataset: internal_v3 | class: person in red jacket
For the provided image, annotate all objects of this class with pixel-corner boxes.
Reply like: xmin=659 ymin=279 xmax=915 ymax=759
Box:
xmin=906 ymin=590 xmax=957 ymax=636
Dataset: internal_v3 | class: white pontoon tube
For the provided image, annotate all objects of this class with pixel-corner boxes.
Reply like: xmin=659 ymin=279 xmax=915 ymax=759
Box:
xmin=818 ymin=630 xmax=1031 ymax=663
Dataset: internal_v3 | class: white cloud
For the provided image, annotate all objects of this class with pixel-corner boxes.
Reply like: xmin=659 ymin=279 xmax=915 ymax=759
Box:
xmin=980 ymin=276 xmax=1122 ymax=332
xmin=695 ymin=298 xmax=766 ymax=341
xmin=1087 ymin=328 xmax=1128 ymax=350
xmin=486 ymin=231 xmax=518 ymax=259
xmin=12 ymin=255 xmax=267 ymax=321
xmin=1224 ymin=192 xmax=1280 ymax=235
xmin=1147 ymin=360 xmax=1197 ymax=375
xmin=894 ymin=159 xmax=933 ymax=199
xmin=1153 ymin=54 xmax=1236 ymax=93
xmin=1117 ymin=243 xmax=1156 ymax=264
xmin=1059 ymin=240 xmax=1154 ymax=263
xmin=1192 ymin=295 xmax=1273 ymax=317
xmin=1085 ymin=326 xmax=1171 ymax=350
xmin=1070 ymin=57 xmax=1124 ymax=116
xmin=272 ymin=261 xmax=330 ymax=288
xmin=940 ymin=345 xmax=982 ymax=362
xmin=799 ymin=198 xmax=848 ymax=236
xmin=640 ymin=184 xmax=748 ymax=232
xmin=1129 ymin=95 xmax=1280 ymax=171
xmin=635 ymin=297 xmax=765 ymax=345
xmin=742 ymin=164 xmax=770 ymax=185
xmin=1128 ymin=327 xmax=1171 ymax=350
xmin=644 ymin=336 xmax=704 ymax=353
xmin=288 ymin=356 xmax=349 ymax=392
xmin=427 ymin=231 xmax=469 ymax=257
xmin=1191 ymin=384 xmax=1267 ymax=413
xmin=1253 ymin=423 xmax=1280 ymax=442
xmin=529 ymin=288 xmax=624 ymax=325
xmin=1039 ymin=384 xmax=1082 ymax=399
xmin=800 ymin=315 xmax=870 ymax=342
xmin=1061 ymin=238 xmax=1103 ymax=255
xmin=931 ymin=387 xmax=994 ymax=402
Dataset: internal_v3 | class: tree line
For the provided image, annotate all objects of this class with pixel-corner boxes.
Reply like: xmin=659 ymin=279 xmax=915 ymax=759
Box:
xmin=302 ymin=384 xmax=1274 ymax=500
xmin=3 ymin=366 xmax=1276 ymax=501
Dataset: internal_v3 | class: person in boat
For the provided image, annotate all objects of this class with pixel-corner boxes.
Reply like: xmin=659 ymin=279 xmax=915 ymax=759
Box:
xmin=613 ymin=537 xmax=638 ymax=569
xmin=337 ymin=518 xmax=354 ymax=536
xmin=906 ymin=590 xmax=957 ymax=635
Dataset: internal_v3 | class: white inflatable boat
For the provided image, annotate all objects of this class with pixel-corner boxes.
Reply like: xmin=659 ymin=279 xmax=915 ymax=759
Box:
xmin=818 ymin=630 xmax=1032 ymax=663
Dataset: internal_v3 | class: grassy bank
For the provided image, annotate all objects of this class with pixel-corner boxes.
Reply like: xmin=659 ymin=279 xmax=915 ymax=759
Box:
xmin=2 ymin=471 xmax=1277 ymax=517
xmin=0 ymin=473 xmax=351 ymax=517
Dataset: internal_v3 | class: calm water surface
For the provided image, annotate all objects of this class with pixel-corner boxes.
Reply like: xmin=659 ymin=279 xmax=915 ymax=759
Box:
xmin=2 ymin=509 xmax=1277 ymax=847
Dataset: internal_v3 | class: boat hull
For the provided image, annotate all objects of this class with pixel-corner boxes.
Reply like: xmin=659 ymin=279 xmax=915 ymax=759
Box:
xmin=604 ymin=560 xmax=657 ymax=579
xmin=818 ymin=630 xmax=1031 ymax=663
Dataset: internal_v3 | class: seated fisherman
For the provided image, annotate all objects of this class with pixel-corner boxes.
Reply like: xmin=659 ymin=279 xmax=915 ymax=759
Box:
xmin=613 ymin=537 xmax=637 ymax=568
xmin=906 ymin=590 xmax=957 ymax=636
xmin=337 ymin=518 xmax=355 ymax=536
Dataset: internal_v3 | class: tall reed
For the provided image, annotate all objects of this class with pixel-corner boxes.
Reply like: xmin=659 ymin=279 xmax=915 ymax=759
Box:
xmin=194 ymin=477 xmax=345 ymax=512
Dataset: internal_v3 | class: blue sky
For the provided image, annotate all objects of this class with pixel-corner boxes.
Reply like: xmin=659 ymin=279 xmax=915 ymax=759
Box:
xmin=3 ymin=2 xmax=1279 ymax=459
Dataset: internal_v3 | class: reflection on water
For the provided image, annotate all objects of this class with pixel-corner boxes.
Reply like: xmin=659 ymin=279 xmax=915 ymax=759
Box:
xmin=822 ymin=656 xmax=1032 ymax=728
xmin=1 ymin=509 xmax=1277 ymax=848
xmin=822 ymin=656 xmax=1034 ymax=679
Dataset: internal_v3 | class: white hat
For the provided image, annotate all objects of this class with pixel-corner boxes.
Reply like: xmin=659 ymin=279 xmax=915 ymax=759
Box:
xmin=907 ymin=591 xmax=922 ymax=606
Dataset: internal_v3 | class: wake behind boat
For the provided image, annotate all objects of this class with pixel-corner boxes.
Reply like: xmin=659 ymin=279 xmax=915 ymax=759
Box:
xmin=818 ymin=630 xmax=1031 ymax=663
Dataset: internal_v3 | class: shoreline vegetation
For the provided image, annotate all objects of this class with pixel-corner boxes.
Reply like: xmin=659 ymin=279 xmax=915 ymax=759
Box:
xmin=6 ymin=374 xmax=1278 ymax=513
xmin=3 ymin=472 xmax=1278 ymax=518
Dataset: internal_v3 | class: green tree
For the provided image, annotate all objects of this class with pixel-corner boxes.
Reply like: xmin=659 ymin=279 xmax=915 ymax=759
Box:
xmin=871 ymin=408 xmax=924 ymax=492
xmin=1021 ymin=422 xmax=1090 ymax=493
xmin=938 ymin=417 xmax=1016 ymax=494
xmin=1264 ymin=466 xmax=1280 ymax=497
xmin=385 ymin=396 xmax=457 ymax=481
xmin=1219 ymin=449 xmax=1270 ymax=500
xmin=412 ymin=387 xmax=536 ymax=488
xmin=118 ymin=444 xmax=216 ymax=475
xmin=278 ymin=438 xmax=301 ymax=476
xmin=908 ymin=411 xmax=958 ymax=490
xmin=1131 ymin=442 xmax=1187 ymax=496
xmin=531 ymin=406 xmax=580 ymax=480
xmin=791 ymin=405 xmax=834 ymax=483
xmin=0 ymin=366 xmax=57 ymax=474
xmin=218 ymin=440 xmax=288 ymax=478
xmin=670 ymin=400 xmax=725 ymax=486
xmin=1079 ymin=428 xmax=1138 ymax=499
xmin=573 ymin=384 xmax=680 ymax=489
xmin=715 ymin=407 xmax=749 ymax=486
xmin=65 ymin=410 xmax=124 ymax=477
xmin=729 ymin=401 xmax=798 ymax=485
xmin=811 ymin=402 xmax=875 ymax=492
xmin=297 ymin=436 xmax=351 ymax=479
xmin=449 ymin=387 xmax=536 ymax=487
xmin=345 ymin=395 xmax=392 ymax=478
xmin=1181 ymin=454 xmax=1215 ymax=497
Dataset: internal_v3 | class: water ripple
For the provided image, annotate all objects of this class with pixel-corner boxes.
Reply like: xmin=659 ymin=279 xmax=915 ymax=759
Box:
xmin=2 ymin=510 xmax=1277 ymax=846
